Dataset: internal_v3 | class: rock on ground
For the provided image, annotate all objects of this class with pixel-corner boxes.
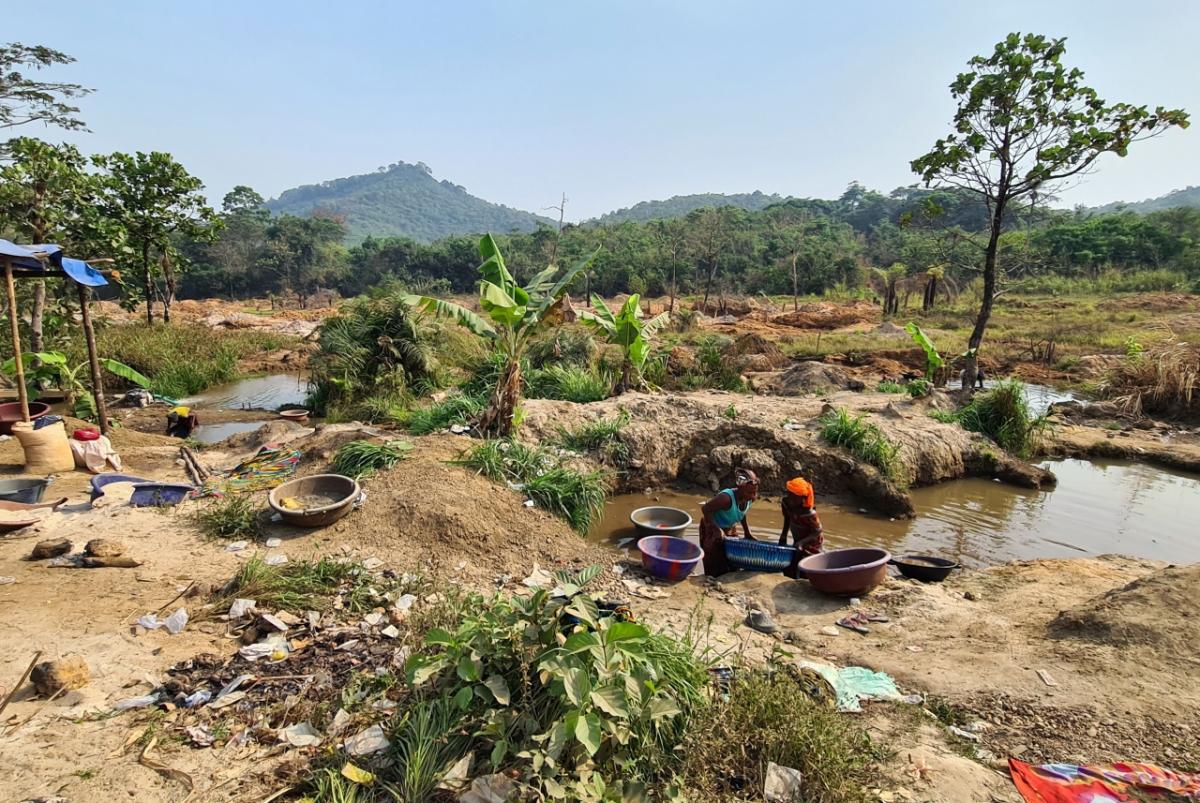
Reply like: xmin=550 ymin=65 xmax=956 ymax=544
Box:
xmin=84 ymin=539 xmax=126 ymax=558
xmin=31 ymin=655 xmax=90 ymax=696
xmin=29 ymin=539 xmax=71 ymax=560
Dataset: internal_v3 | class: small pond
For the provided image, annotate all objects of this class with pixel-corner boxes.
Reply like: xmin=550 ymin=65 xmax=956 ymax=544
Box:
xmin=190 ymin=420 xmax=269 ymax=445
xmin=593 ymin=458 xmax=1200 ymax=568
xmin=184 ymin=374 xmax=309 ymax=411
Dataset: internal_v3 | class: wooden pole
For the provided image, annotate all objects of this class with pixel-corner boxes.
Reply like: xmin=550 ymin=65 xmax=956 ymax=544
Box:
xmin=76 ymin=283 xmax=110 ymax=435
xmin=4 ymin=259 xmax=29 ymax=422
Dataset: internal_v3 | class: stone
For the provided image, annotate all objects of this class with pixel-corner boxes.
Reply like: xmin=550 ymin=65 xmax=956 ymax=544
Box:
xmin=84 ymin=538 xmax=126 ymax=557
xmin=30 ymin=539 xmax=72 ymax=560
xmin=30 ymin=655 xmax=90 ymax=696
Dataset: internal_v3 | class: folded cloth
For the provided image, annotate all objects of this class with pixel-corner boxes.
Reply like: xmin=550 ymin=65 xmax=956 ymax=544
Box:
xmin=1010 ymin=759 xmax=1200 ymax=802
xmin=69 ymin=433 xmax=122 ymax=473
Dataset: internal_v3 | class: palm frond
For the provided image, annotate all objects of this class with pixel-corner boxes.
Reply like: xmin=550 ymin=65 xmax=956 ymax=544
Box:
xmin=404 ymin=295 xmax=496 ymax=339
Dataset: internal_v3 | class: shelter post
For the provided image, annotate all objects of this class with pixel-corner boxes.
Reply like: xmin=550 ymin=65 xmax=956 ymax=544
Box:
xmin=76 ymin=283 xmax=110 ymax=435
xmin=3 ymin=258 xmax=29 ymax=422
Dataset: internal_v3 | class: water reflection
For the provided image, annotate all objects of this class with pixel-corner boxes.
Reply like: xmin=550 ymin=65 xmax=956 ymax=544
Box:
xmin=184 ymin=374 xmax=309 ymax=410
xmin=593 ymin=459 xmax=1200 ymax=567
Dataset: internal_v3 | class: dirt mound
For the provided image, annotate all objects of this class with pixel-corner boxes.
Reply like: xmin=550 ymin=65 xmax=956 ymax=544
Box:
xmin=763 ymin=362 xmax=866 ymax=395
xmin=1050 ymin=564 xmax=1200 ymax=654
xmin=723 ymin=333 xmax=788 ymax=371
xmin=874 ymin=321 xmax=907 ymax=336
xmin=692 ymin=297 xmax=753 ymax=317
xmin=772 ymin=301 xmax=877 ymax=330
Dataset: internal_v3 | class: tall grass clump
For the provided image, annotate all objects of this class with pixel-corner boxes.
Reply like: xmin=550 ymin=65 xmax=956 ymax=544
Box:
xmin=308 ymin=291 xmax=438 ymax=420
xmin=332 ymin=439 xmax=414 ymax=479
xmin=681 ymin=669 xmax=877 ymax=802
xmin=407 ymin=392 xmax=485 ymax=435
xmin=461 ymin=439 xmax=606 ymax=533
xmin=213 ymin=557 xmax=370 ymax=612
xmin=819 ymin=407 xmax=902 ymax=479
xmin=876 ymin=380 xmax=905 ymax=393
xmin=933 ymin=380 xmax=1048 ymax=457
xmin=527 ymin=363 xmax=611 ymax=402
xmin=554 ymin=412 xmax=631 ymax=465
xmin=526 ymin=324 xmax=598 ymax=369
xmin=190 ymin=495 xmax=263 ymax=541
xmin=80 ymin=325 xmax=291 ymax=397
xmin=1100 ymin=336 xmax=1199 ymax=419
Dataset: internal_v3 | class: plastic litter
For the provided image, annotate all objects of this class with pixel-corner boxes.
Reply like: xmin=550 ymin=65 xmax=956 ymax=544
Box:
xmin=343 ymin=723 xmax=390 ymax=756
xmin=393 ymin=593 xmax=416 ymax=612
xmin=265 ymin=554 xmax=288 ymax=566
xmin=228 ymin=598 xmax=257 ymax=619
xmin=265 ymin=538 xmax=281 ymax=548
xmin=186 ymin=724 xmax=215 ymax=746
xmin=797 ymin=660 xmax=903 ymax=712
xmin=225 ymin=541 xmax=248 ymax=552
xmin=281 ymin=721 xmax=323 ymax=747
xmin=764 ymin=762 xmax=804 ymax=802
xmin=460 ymin=774 xmax=519 ymax=803
xmin=138 ymin=608 xmax=189 ymax=634
xmin=216 ymin=674 xmax=254 ymax=699
xmin=522 ymin=563 xmax=554 ymax=588
xmin=113 ymin=693 xmax=162 ymax=710
xmin=183 ymin=689 xmax=212 ymax=707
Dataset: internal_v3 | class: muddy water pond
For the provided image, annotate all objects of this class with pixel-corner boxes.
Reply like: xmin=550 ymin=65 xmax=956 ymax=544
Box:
xmin=593 ymin=458 xmax=1200 ymax=567
xmin=190 ymin=420 xmax=270 ymax=445
xmin=184 ymin=373 xmax=309 ymax=410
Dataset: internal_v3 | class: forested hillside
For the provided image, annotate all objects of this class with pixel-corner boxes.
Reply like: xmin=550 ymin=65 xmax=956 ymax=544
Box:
xmin=265 ymin=161 xmax=553 ymax=243
xmin=1092 ymin=186 xmax=1200 ymax=215
xmin=592 ymin=191 xmax=787 ymax=224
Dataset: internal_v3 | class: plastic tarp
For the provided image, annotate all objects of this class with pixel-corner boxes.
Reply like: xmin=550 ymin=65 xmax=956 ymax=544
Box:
xmin=797 ymin=659 xmax=904 ymax=712
xmin=0 ymin=240 xmax=108 ymax=287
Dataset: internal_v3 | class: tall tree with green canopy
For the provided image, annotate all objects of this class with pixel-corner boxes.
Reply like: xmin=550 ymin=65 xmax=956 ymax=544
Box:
xmin=911 ymin=32 xmax=1188 ymax=376
xmin=577 ymin=293 xmax=670 ymax=394
xmin=0 ymin=137 xmax=123 ymax=351
xmin=406 ymin=234 xmax=596 ymax=437
xmin=0 ymin=44 xmax=90 ymax=138
xmin=94 ymin=151 xmax=221 ymax=324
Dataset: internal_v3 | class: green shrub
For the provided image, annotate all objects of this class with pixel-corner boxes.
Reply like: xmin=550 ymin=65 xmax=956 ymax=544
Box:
xmin=526 ymin=325 xmax=598 ymax=369
xmin=906 ymin=378 xmax=932 ymax=398
xmin=527 ymin=364 xmax=611 ymax=403
xmin=935 ymin=380 xmax=1048 ymax=457
xmin=819 ymin=407 xmax=902 ymax=479
xmin=332 ymin=439 xmax=414 ymax=479
xmin=461 ymin=439 xmax=606 ymax=533
xmin=407 ymin=392 xmax=485 ymax=435
xmin=681 ymin=669 xmax=877 ymax=802
xmin=190 ymin=495 xmax=263 ymax=541
xmin=554 ymin=413 xmax=631 ymax=466
xmin=876 ymin=380 xmax=905 ymax=393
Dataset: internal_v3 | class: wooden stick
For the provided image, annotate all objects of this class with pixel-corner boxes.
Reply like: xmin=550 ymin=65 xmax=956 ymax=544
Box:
xmin=0 ymin=650 xmax=42 ymax=720
xmin=180 ymin=448 xmax=202 ymax=485
xmin=155 ymin=580 xmax=196 ymax=616
xmin=182 ymin=446 xmax=210 ymax=479
xmin=76 ymin=283 xmax=110 ymax=435
xmin=4 ymin=259 xmax=29 ymax=422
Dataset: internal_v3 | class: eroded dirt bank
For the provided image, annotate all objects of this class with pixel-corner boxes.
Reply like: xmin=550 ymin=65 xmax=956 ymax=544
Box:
xmin=522 ymin=389 xmax=1054 ymax=517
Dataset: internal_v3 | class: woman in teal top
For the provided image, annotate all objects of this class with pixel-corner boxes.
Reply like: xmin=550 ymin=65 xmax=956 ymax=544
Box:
xmin=699 ymin=468 xmax=759 ymax=576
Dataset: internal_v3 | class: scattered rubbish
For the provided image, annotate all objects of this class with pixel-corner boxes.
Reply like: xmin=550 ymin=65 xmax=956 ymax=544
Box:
xmin=381 ymin=625 xmax=399 ymax=639
xmin=238 ymin=641 xmax=286 ymax=662
xmin=523 ymin=499 xmax=535 ymax=507
xmin=280 ymin=721 xmax=322 ymax=747
xmin=620 ymin=577 xmax=668 ymax=599
xmin=393 ymin=593 xmax=416 ymax=612
xmin=1035 ymin=668 xmax=1059 ymax=687
xmin=948 ymin=725 xmax=981 ymax=742
xmin=274 ymin=610 xmax=302 ymax=626
xmin=363 ymin=612 xmax=385 ymax=627
xmin=182 ymin=689 xmax=212 ymax=707
xmin=1009 ymin=759 xmax=1200 ymax=801
xmin=31 ymin=655 xmax=90 ymax=696
xmin=198 ymin=444 xmax=301 ymax=497
xmin=186 ymin=724 xmax=215 ymax=747
xmin=264 ymin=554 xmax=288 ymax=566
xmin=138 ymin=608 xmax=189 ymax=635
xmin=746 ymin=609 xmax=779 ymax=634
xmin=708 ymin=666 xmax=735 ymax=691
xmin=0 ymin=576 xmax=14 ymax=585
xmin=216 ymin=674 xmax=254 ymax=699
xmin=329 ymin=708 xmax=351 ymax=735
xmin=797 ymin=660 xmax=903 ymax=712
xmin=335 ymin=639 xmax=360 ymax=652
xmin=225 ymin=541 xmax=248 ymax=552
xmin=208 ymin=691 xmax=246 ymax=710
xmin=449 ymin=424 xmax=470 ymax=435
xmin=344 ymin=723 xmax=390 ymax=756
xmin=460 ymin=773 xmax=518 ymax=803
xmin=522 ymin=563 xmax=554 ymax=588
xmin=265 ymin=538 xmax=281 ymax=548
xmin=30 ymin=538 xmax=72 ymax=560
xmin=837 ymin=615 xmax=870 ymax=635
xmin=341 ymin=762 xmax=375 ymax=784
xmin=764 ymin=761 xmax=804 ymax=802
xmin=259 ymin=613 xmax=289 ymax=632
xmin=440 ymin=752 xmax=474 ymax=790
xmin=229 ymin=599 xmax=257 ymax=619
xmin=113 ymin=693 xmax=163 ymax=710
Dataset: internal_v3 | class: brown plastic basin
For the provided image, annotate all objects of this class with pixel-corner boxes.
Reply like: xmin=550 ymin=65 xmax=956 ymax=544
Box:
xmin=268 ymin=473 xmax=359 ymax=528
xmin=799 ymin=547 xmax=891 ymax=596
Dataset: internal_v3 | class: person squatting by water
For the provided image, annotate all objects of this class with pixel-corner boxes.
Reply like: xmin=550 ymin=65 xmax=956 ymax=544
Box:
xmin=779 ymin=476 xmax=824 ymax=557
xmin=699 ymin=468 xmax=759 ymax=576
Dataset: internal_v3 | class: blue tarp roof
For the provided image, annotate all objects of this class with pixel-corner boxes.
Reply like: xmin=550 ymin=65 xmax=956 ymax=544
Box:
xmin=0 ymin=240 xmax=108 ymax=287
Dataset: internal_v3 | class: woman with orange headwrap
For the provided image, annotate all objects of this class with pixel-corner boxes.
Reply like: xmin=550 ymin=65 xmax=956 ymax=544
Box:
xmin=779 ymin=476 xmax=823 ymax=557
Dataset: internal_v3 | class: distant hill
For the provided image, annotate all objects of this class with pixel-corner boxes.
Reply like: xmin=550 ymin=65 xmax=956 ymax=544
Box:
xmin=265 ymin=161 xmax=553 ymax=243
xmin=592 ymin=191 xmax=788 ymax=224
xmin=1091 ymin=186 xmax=1200 ymax=215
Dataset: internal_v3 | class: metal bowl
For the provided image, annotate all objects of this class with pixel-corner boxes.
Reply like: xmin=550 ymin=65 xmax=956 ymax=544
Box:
xmin=630 ymin=506 xmax=692 ymax=537
xmin=891 ymin=555 xmax=959 ymax=582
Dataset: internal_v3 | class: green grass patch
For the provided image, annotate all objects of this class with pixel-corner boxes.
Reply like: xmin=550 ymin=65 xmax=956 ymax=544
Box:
xmin=212 ymin=557 xmax=381 ymax=613
xmin=819 ymin=407 xmax=902 ymax=480
xmin=461 ymin=439 xmax=606 ymax=533
xmin=190 ymin=495 xmax=264 ymax=541
xmin=876 ymin=380 xmax=905 ymax=393
xmin=553 ymin=412 xmax=631 ymax=465
xmin=527 ymin=364 xmax=611 ymax=402
xmin=933 ymin=380 xmax=1048 ymax=457
xmin=407 ymin=392 xmax=485 ymax=435
xmin=76 ymin=324 xmax=294 ymax=398
xmin=332 ymin=439 xmax=413 ymax=479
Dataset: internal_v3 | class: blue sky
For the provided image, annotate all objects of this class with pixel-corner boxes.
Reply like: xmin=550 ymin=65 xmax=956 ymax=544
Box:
xmin=11 ymin=0 xmax=1198 ymax=219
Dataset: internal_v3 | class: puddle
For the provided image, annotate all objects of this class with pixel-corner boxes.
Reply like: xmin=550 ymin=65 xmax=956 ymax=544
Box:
xmin=184 ymin=374 xmax=309 ymax=410
xmin=593 ymin=458 xmax=1200 ymax=567
xmin=981 ymin=380 xmax=1081 ymax=415
xmin=190 ymin=420 xmax=267 ymax=445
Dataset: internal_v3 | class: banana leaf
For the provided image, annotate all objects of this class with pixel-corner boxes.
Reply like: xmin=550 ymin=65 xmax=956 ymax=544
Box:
xmin=101 ymin=359 xmax=151 ymax=388
xmin=403 ymin=295 xmax=497 ymax=339
xmin=905 ymin=322 xmax=944 ymax=378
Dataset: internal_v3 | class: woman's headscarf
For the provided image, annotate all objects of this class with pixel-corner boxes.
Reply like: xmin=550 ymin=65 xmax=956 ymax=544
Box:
xmin=786 ymin=476 xmax=814 ymax=507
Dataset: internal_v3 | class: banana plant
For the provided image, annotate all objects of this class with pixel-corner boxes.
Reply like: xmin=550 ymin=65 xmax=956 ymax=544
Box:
xmin=2 ymin=351 xmax=151 ymax=419
xmin=577 ymin=294 xmax=669 ymax=394
xmin=405 ymin=234 xmax=597 ymax=436
xmin=904 ymin=322 xmax=945 ymax=384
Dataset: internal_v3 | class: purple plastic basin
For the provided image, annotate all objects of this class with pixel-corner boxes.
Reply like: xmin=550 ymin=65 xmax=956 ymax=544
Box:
xmin=798 ymin=547 xmax=891 ymax=596
xmin=637 ymin=535 xmax=704 ymax=582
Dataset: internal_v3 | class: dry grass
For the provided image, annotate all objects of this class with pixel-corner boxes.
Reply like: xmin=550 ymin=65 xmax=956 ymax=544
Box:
xmin=1100 ymin=336 xmax=1199 ymax=418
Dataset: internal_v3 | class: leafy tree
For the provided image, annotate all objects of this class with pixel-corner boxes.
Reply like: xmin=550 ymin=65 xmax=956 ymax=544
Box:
xmin=206 ymin=186 xmax=269 ymax=298
xmin=406 ymin=234 xmax=596 ymax=437
xmin=94 ymin=151 xmax=221 ymax=324
xmin=577 ymin=293 xmax=670 ymax=394
xmin=0 ymin=44 xmax=90 ymax=136
xmin=911 ymin=32 xmax=1189 ymax=375
xmin=261 ymin=214 xmax=346 ymax=308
